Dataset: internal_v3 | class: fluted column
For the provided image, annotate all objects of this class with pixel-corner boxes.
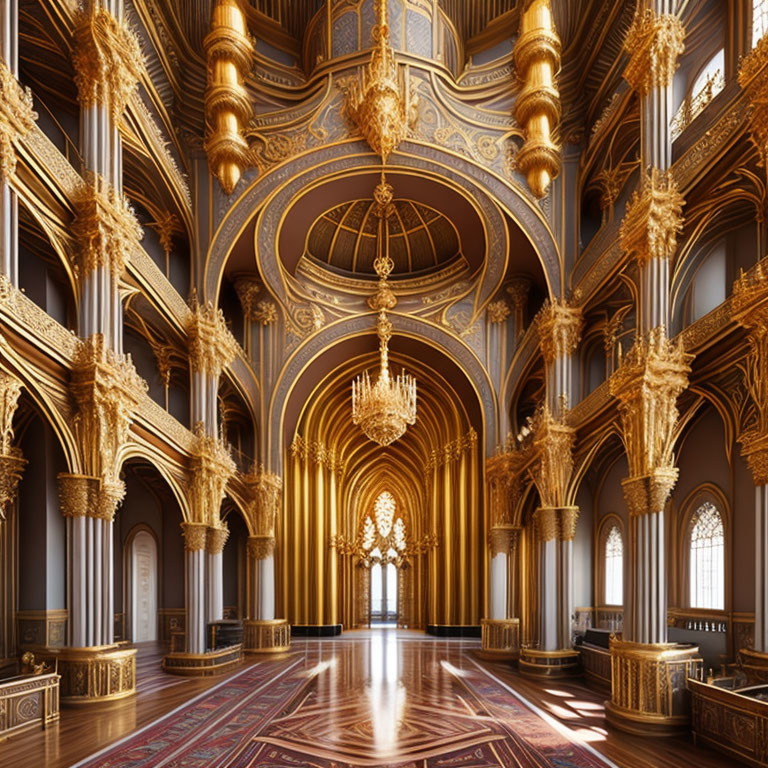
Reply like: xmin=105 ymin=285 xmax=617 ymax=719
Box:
xmin=247 ymin=535 xmax=275 ymax=620
xmin=182 ymin=522 xmax=207 ymax=654
xmin=206 ymin=524 xmax=228 ymax=623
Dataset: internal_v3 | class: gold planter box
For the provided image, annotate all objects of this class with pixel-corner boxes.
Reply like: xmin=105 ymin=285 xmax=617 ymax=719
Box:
xmin=519 ymin=647 xmax=580 ymax=678
xmin=163 ymin=643 xmax=243 ymax=676
xmin=35 ymin=644 xmax=136 ymax=704
xmin=0 ymin=672 xmax=59 ymax=740
xmin=479 ymin=618 xmax=520 ymax=660
xmin=243 ymin=619 xmax=291 ymax=653
xmin=605 ymin=638 xmax=702 ymax=736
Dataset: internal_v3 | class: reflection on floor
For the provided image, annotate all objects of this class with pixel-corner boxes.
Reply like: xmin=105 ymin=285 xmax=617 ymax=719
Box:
xmin=2 ymin=631 xmax=737 ymax=768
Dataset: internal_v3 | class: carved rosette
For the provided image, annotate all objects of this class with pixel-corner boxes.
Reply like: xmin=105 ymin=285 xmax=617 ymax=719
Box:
xmin=623 ymin=9 xmax=685 ymax=94
xmin=206 ymin=524 xmax=229 ymax=555
xmin=247 ymin=534 xmax=276 ymax=560
xmin=513 ymin=0 xmax=561 ymax=197
xmin=188 ymin=426 xmax=236 ymax=528
xmin=203 ymin=0 xmax=254 ymax=194
xmin=71 ymin=6 xmax=143 ymax=121
xmin=187 ymin=299 xmax=238 ymax=378
xmin=620 ymin=168 xmax=684 ymax=268
xmin=610 ymin=328 xmax=692 ymax=515
xmin=535 ymin=298 xmax=583 ymax=364
xmin=71 ymin=175 xmax=143 ymax=281
xmin=732 ymin=259 xmax=768 ymax=485
xmin=0 ymin=58 xmax=37 ymax=179
xmin=739 ymin=36 xmax=768 ymax=171
xmin=182 ymin=521 xmax=208 ymax=552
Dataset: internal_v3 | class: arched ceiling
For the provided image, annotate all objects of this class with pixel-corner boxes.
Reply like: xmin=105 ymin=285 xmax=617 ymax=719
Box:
xmin=304 ymin=198 xmax=464 ymax=277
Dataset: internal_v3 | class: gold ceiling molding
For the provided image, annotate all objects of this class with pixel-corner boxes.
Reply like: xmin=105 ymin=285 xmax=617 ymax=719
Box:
xmin=0 ymin=372 xmax=25 ymax=522
xmin=188 ymin=424 xmax=236 ymax=527
xmin=72 ymin=174 xmax=143 ymax=281
xmin=610 ymin=327 xmax=692 ymax=516
xmin=619 ymin=167 xmax=684 ymax=268
xmin=513 ymin=0 xmax=561 ymax=198
xmin=67 ymin=334 xmax=148 ymax=521
xmin=535 ymin=297 xmax=583 ymax=364
xmin=0 ymin=59 xmax=36 ymax=180
xmin=346 ymin=0 xmax=417 ymax=163
xmin=204 ymin=0 xmax=254 ymax=195
xmin=623 ymin=8 xmax=685 ymax=95
xmin=186 ymin=296 xmax=238 ymax=377
xmin=71 ymin=5 xmax=143 ymax=121
xmin=739 ymin=35 xmax=768 ymax=176
xmin=732 ymin=260 xmax=768 ymax=485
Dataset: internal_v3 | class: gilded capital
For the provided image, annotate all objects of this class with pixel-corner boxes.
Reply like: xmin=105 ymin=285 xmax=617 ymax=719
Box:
xmin=534 ymin=506 xmax=558 ymax=542
xmin=0 ymin=59 xmax=37 ymax=180
xmin=536 ymin=297 xmax=583 ymax=364
xmin=559 ymin=506 xmax=579 ymax=541
xmin=188 ymin=425 xmax=236 ymax=528
xmin=489 ymin=525 xmax=519 ymax=557
xmin=621 ymin=470 xmax=678 ymax=517
xmin=623 ymin=9 xmax=685 ymax=94
xmin=487 ymin=300 xmax=511 ymax=324
xmin=206 ymin=524 xmax=229 ymax=555
xmin=531 ymin=405 xmax=574 ymax=509
xmin=57 ymin=473 xmax=123 ymax=522
xmin=620 ymin=167 xmax=684 ymax=268
xmin=72 ymin=174 xmax=143 ymax=281
xmin=486 ymin=451 xmax=523 ymax=527
xmin=182 ymin=521 xmax=208 ymax=552
xmin=242 ymin=465 xmax=282 ymax=537
xmin=247 ymin=534 xmax=276 ymax=560
xmin=187 ymin=298 xmax=239 ymax=377
xmin=71 ymin=6 xmax=143 ymax=121
xmin=0 ymin=450 xmax=25 ymax=521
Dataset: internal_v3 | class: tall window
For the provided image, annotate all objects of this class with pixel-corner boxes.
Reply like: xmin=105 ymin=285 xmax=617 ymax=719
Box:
xmin=689 ymin=502 xmax=725 ymax=610
xmin=604 ymin=525 xmax=623 ymax=606
xmin=755 ymin=0 xmax=768 ymax=48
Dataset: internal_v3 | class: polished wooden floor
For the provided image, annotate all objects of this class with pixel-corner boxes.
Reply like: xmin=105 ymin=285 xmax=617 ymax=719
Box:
xmin=1 ymin=632 xmax=737 ymax=768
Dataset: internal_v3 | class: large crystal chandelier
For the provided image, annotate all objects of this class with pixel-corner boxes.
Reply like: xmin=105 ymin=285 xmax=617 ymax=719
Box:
xmin=352 ymin=175 xmax=416 ymax=446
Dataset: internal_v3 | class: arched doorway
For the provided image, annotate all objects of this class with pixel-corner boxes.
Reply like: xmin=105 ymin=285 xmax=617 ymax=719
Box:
xmin=129 ymin=530 xmax=158 ymax=642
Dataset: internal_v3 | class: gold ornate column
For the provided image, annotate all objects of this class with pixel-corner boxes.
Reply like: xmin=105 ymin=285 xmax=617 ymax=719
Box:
xmin=0 ymin=373 xmax=25 ymax=525
xmin=242 ymin=466 xmax=290 ymax=652
xmin=203 ymin=0 xmax=253 ymax=195
xmin=513 ymin=0 xmax=561 ymax=198
xmin=733 ymin=262 xmax=768 ymax=658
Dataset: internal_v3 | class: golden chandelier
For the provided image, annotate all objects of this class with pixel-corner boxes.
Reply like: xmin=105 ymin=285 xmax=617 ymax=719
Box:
xmin=352 ymin=175 xmax=417 ymax=447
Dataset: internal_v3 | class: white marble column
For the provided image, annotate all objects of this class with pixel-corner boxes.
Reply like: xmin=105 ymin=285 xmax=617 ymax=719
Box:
xmin=182 ymin=523 xmax=207 ymax=653
xmin=206 ymin=525 xmax=228 ymax=624
xmin=247 ymin=536 xmax=276 ymax=621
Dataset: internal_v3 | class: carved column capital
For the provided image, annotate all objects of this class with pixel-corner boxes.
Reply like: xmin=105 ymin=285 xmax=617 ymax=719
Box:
xmin=534 ymin=506 xmax=558 ymax=542
xmin=247 ymin=534 xmax=275 ymax=560
xmin=187 ymin=298 xmax=238 ymax=377
xmin=489 ymin=525 xmax=520 ymax=556
xmin=57 ymin=473 xmax=124 ymax=522
xmin=620 ymin=167 xmax=684 ymax=268
xmin=181 ymin=521 xmax=208 ymax=552
xmin=531 ymin=405 xmax=574 ymax=509
xmin=487 ymin=300 xmax=511 ymax=324
xmin=623 ymin=9 xmax=685 ymax=94
xmin=621 ymin=470 xmax=678 ymax=517
xmin=71 ymin=5 xmax=143 ymax=121
xmin=535 ymin=298 xmax=583 ymax=364
xmin=206 ymin=524 xmax=229 ymax=555
xmin=188 ymin=426 xmax=236 ymax=528
xmin=0 ymin=59 xmax=36 ymax=180
xmin=242 ymin=465 xmax=282 ymax=537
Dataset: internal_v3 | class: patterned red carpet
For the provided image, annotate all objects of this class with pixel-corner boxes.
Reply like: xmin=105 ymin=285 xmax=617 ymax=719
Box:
xmin=74 ymin=632 xmax=616 ymax=768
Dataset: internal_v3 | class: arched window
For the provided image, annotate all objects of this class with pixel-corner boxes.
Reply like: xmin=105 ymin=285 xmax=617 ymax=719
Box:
xmin=689 ymin=502 xmax=725 ymax=610
xmin=604 ymin=526 xmax=623 ymax=606
xmin=671 ymin=49 xmax=725 ymax=139
xmin=755 ymin=0 xmax=768 ymax=48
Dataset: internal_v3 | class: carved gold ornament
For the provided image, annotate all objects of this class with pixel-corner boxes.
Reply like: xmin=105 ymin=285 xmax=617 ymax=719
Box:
xmin=610 ymin=327 xmax=692 ymax=515
xmin=531 ymin=404 xmax=574 ymax=509
xmin=623 ymin=9 xmax=685 ymax=94
xmin=72 ymin=174 xmax=143 ymax=281
xmin=513 ymin=0 xmax=561 ymax=197
xmin=188 ymin=424 xmax=236 ymax=527
xmin=71 ymin=5 xmax=143 ymax=121
xmin=187 ymin=296 xmax=238 ymax=377
xmin=0 ymin=372 xmax=25 ymax=522
xmin=247 ymin=534 xmax=276 ymax=560
xmin=733 ymin=260 xmax=768 ymax=485
xmin=0 ymin=59 xmax=36 ymax=180
xmin=181 ymin=521 xmax=208 ymax=552
xmin=242 ymin=465 xmax=282 ymax=537
xmin=536 ymin=297 xmax=583 ymax=364
xmin=352 ymin=175 xmax=416 ymax=447
xmin=487 ymin=300 xmax=511 ymax=324
xmin=346 ymin=0 xmax=416 ymax=163
xmin=739 ymin=35 xmax=768 ymax=174
xmin=204 ymin=0 xmax=254 ymax=194
xmin=206 ymin=524 xmax=229 ymax=555
xmin=620 ymin=167 xmax=684 ymax=267
xmin=489 ymin=525 xmax=519 ymax=557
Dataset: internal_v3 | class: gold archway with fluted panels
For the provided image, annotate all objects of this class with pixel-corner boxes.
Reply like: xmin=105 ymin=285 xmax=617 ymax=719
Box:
xmin=281 ymin=346 xmax=484 ymax=630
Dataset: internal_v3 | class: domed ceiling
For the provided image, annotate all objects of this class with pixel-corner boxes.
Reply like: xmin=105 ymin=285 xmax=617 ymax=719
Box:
xmin=304 ymin=198 xmax=463 ymax=277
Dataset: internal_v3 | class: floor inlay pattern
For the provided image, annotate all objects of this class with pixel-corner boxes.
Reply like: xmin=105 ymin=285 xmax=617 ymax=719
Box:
xmin=75 ymin=631 xmax=615 ymax=768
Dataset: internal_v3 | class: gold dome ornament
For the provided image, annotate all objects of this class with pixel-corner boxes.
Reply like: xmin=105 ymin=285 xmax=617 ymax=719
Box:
xmin=352 ymin=174 xmax=417 ymax=447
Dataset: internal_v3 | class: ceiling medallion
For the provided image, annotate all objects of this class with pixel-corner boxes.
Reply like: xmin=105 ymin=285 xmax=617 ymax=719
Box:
xmin=352 ymin=174 xmax=417 ymax=447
